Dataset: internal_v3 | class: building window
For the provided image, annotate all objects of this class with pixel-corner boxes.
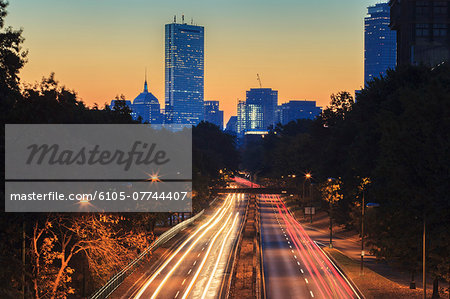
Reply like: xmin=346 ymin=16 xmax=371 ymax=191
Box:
xmin=433 ymin=1 xmax=448 ymax=15
xmin=416 ymin=1 xmax=430 ymax=15
xmin=416 ymin=23 xmax=430 ymax=37
xmin=433 ymin=23 xmax=448 ymax=36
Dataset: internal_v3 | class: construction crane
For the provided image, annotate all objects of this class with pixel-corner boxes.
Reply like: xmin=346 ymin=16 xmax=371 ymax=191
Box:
xmin=256 ymin=73 xmax=262 ymax=88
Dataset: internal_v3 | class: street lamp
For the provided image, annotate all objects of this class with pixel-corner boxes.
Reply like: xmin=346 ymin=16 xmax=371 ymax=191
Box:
xmin=327 ymin=178 xmax=334 ymax=248
xmin=303 ymin=173 xmax=312 ymax=220
xmin=361 ymin=188 xmax=365 ymax=275
xmin=359 ymin=178 xmax=371 ymax=275
xmin=309 ymin=182 xmax=314 ymax=224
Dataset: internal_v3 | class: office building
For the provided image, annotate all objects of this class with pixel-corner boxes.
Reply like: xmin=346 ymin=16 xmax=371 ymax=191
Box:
xmin=237 ymin=100 xmax=264 ymax=135
xmin=235 ymin=88 xmax=278 ymax=136
xmin=390 ymin=0 xmax=450 ymax=66
xmin=365 ymin=3 xmax=397 ymax=83
xmin=165 ymin=17 xmax=205 ymax=125
xmin=131 ymin=78 xmax=162 ymax=124
xmin=276 ymin=100 xmax=322 ymax=125
xmin=245 ymin=103 xmax=264 ymax=131
xmin=246 ymin=88 xmax=278 ymax=130
xmin=204 ymin=100 xmax=224 ymax=129
xmin=225 ymin=116 xmax=238 ymax=134
xmin=237 ymin=100 xmax=246 ymax=135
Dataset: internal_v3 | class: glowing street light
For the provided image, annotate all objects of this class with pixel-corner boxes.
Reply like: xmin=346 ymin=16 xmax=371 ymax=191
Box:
xmin=303 ymin=173 xmax=313 ymax=222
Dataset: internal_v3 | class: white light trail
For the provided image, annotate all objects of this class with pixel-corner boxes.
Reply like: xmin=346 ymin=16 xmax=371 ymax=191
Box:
xmin=133 ymin=194 xmax=233 ymax=299
xmin=200 ymin=212 xmax=239 ymax=299
xmin=182 ymin=212 xmax=234 ymax=299
xmin=148 ymin=194 xmax=235 ymax=299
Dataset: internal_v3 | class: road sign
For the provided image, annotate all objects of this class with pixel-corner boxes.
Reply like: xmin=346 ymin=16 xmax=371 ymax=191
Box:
xmin=305 ymin=207 xmax=315 ymax=215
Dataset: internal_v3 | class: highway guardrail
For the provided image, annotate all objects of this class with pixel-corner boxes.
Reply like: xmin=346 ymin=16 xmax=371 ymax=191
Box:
xmin=90 ymin=210 xmax=205 ymax=299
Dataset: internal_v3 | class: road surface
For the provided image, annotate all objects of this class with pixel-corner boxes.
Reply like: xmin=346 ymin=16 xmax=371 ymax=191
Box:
xmin=128 ymin=193 xmax=246 ymax=299
xmin=260 ymin=194 xmax=361 ymax=299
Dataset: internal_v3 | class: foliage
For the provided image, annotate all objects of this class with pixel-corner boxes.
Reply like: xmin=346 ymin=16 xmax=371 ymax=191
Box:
xmin=320 ymin=178 xmax=343 ymax=206
xmin=31 ymin=214 xmax=151 ymax=299
xmin=242 ymin=64 xmax=450 ymax=283
xmin=193 ymin=121 xmax=239 ymax=207
xmin=0 ymin=0 xmax=27 ymax=123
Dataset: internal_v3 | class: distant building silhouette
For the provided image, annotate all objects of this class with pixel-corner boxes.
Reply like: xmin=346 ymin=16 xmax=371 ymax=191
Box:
xmin=225 ymin=116 xmax=238 ymax=134
xmin=204 ymin=100 xmax=224 ymax=129
xmin=131 ymin=77 xmax=162 ymax=124
xmin=236 ymin=88 xmax=278 ymax=136
xmin=246 ymin=88 xmax=278 ymax=130
xmin=275 ymin=100 xmax=322 ymax=125
xmin=237 ymin=100 xmax=246 ymax=135
xmin=390 ymin=0 xmax=450 ymax=66
xmin=165 ymin=18 xmax=204 ymax=125
xmin=365 ymin=2 xmax=397 ymax=83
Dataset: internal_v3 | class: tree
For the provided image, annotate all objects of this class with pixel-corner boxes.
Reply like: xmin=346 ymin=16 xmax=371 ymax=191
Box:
xmin=320 ymin=91 xmax=354 ymax=128
xmin=0 ymin=0 xmax=27 ymax=122
xmin=193 ymin=121 xmax=239 ymax=206
xmin=320 ymin=178 xmax=343 ymax=248
xmin=31 ymin=214 xmax=151 ymax=299
xmin=107 ymin=94 xmax=135 ymax=123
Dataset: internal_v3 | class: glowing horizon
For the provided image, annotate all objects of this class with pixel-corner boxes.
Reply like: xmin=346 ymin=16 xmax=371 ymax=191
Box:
xmin=7 ymin=0 xmax=381 ymax=123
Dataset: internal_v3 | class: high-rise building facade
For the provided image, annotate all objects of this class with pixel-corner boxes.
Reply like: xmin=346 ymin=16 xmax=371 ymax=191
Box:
xmin=237 ymin=100 xmax=246 ymax=135
xmin=204 ymin=100 xmax=224 ymax=129
xmin=246 ymin=88 xmax=278 ymax=130
xmin=276 ymin=100 xmax=322 ymax=125
xmin=365 ymin=3 xmax=397 ymax=83
xmin=132 ymin=79 xmax=162 ymax=124
xmin=245 ymin=103 xmax=264 ymax=131
xmin=236 ymin=88 xmax=278 ymax=136
xmin=165 ymin=19 xmax=204 ymax=125
xmin=225 ymin=116 xmax=238 ymax=134
xmin=390 ymin=0 xmax=450 ymax=66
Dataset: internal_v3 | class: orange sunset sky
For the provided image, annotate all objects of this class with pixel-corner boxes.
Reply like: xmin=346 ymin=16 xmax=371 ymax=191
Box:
xmin=7 ymin=0 xmax=381 ymax=123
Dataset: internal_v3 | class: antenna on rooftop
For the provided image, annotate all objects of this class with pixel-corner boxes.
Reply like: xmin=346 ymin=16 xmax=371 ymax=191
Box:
xmin=144 ymin=67 xmax=148 ymax=92
xmin=257 ymin=74 xmax=263 ymax=88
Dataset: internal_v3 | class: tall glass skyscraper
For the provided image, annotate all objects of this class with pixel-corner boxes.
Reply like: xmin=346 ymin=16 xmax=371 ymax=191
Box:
xmin=246 ymin=88 xmax=278 ymax=130
xmin=236 ymin=88 xmax=278 ymax=136
xmin=165 ymin=20 xmax=204 ymax=125
xmin=364 ymin=3 xmax=396 ymax=84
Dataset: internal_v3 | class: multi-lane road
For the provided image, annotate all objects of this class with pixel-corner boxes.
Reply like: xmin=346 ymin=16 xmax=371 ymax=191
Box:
xmin=129 ymin=193 xmax=247 ymax=299
xmin=113 ymin=180 xmax=361 ymax=299
xmin=260 ymin=194 xmax=361 ymax=299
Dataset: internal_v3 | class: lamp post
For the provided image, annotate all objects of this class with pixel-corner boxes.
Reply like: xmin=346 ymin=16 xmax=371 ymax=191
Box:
xmin=361 ymin=189 xmax=365 ymax=275
xmin=310 ymin=182 xmax=313 ymax=223
xmin=304 ymin=173 xmax=311 ymax=220
xmin=423 ymin=213 xmax=426 ymax=299
xmin=327 ymin=177 xmax=334 ymax=248
xmin=359 ymin=177 xmax=371 ymax=275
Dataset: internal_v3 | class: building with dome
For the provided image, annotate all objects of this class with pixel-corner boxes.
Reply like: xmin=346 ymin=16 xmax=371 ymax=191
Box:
xmin=131 ymin=77 xmax=163 ymax=124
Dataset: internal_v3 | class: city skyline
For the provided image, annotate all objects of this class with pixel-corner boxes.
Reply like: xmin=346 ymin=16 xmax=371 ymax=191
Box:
xmin=8 ymin=0 xmax=382 ymax=122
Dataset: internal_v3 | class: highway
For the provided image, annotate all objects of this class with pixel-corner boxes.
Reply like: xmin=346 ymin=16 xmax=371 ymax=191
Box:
xmin=130 ymin=192 xmax=247 ymax=299
xmin=260 ymin=194 xmax=361 ymax=299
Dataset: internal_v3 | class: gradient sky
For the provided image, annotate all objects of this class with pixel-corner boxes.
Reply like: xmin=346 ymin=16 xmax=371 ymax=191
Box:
xmin=8 ymin=0 xmax=382 ymax=123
